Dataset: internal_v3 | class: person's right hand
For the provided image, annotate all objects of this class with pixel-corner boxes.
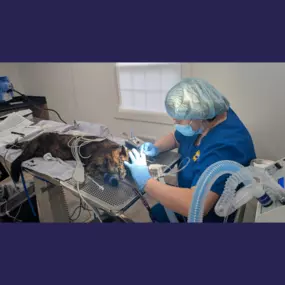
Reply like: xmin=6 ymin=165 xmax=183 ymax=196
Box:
xmin=140 ymin=142 xmax=160 ymax=157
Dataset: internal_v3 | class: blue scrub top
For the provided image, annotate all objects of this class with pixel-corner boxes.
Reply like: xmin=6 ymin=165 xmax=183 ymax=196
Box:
xmin=175 ymin=108 xmax=256 ymax=223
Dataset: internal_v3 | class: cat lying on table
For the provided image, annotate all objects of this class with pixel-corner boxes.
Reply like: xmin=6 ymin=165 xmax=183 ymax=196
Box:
xmin=6 ymin=133 xmax=129 ymax=183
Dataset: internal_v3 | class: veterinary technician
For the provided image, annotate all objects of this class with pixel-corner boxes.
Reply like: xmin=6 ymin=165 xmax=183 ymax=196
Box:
xmin=124 ymin=78 xmax=256 ymax=222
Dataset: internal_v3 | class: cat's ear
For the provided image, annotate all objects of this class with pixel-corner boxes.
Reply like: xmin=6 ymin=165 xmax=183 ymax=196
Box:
xmin=120 ymin=146 xmax=127 ymax=156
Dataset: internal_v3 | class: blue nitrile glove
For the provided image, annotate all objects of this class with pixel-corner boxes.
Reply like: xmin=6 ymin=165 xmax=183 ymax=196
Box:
xmin=140 ymin=142 xmax=159 ymax=157
xmin=124 ymin=149 xmax=152 ymax=191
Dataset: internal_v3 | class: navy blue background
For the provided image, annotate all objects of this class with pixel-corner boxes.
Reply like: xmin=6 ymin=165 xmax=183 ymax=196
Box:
xmin=2 ymin=0 xmax=285 ymax=61
xmin=3 ymin=224 xmax=284 ymax=284
xmin=1 ymin=1 xmax=285 ymax=284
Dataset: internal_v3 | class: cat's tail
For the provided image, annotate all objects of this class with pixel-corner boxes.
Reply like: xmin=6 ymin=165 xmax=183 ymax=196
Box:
xmin=10 ymin=158 xmax=23 ymax=182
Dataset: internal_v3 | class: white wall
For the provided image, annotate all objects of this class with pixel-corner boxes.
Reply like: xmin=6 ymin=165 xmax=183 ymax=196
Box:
xmin=191 ymin=63 xmax=285 ymax=160
xmin=17 ymin=63 xmax=178 ymax=139
xmin=11 ymin=62 xmax=285 ymax=161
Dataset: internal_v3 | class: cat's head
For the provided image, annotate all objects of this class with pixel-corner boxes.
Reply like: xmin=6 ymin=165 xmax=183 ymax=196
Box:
xmin=105 ymin=145 xmax=129 ymax=179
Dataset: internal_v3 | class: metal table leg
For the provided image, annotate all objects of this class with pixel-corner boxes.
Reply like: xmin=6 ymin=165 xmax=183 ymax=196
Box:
xmin=34 ymin=177 xmax=70 ymax=223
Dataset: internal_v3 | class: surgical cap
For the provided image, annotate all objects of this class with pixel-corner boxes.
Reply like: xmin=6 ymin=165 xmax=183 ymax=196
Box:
xmin=165 ymin=78 xmax=230 ymax=120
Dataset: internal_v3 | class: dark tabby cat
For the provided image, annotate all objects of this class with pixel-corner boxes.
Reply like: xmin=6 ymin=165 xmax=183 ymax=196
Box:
xmin=7 ymin=133 xmax=129 ymax=182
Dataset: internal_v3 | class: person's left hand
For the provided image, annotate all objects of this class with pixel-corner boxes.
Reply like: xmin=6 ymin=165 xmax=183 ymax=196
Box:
xmin=124 ymin=149 xmax=152 ymax=191
xmin=140 ymin=142 xmax=159 ymax=157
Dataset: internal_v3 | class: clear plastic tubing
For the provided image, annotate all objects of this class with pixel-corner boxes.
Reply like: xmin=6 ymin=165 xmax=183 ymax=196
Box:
xmin=188 ymin=160 xmax=245 ymax=223
xmin=215 ymin=167 xmax=254 ymax=217
xmin=215 ymin=166 xmax=273 ymax=217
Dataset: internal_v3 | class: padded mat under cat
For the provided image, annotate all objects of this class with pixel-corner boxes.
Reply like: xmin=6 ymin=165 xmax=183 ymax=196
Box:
xmin=61 ymin=175 xmax=140 ymax=213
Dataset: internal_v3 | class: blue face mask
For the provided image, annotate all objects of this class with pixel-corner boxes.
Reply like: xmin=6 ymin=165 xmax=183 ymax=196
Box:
xmin=175 ymin=124 xmax=202 ymax=137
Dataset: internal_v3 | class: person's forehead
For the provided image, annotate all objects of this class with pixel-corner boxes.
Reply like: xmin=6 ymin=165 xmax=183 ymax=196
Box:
xmin=173 ymin=118 xmax=192 ymax=123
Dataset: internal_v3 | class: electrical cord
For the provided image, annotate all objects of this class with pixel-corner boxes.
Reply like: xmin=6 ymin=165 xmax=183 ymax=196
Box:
xmin=12 ymin=203 xmax=23 ymax=222
xmin=120 ymin=179 xmax=156 ymax=222
xmin=69 ymin=201 xmax=83 ymax=221
xmin=69 ymin=136 xmax=105 ymax=190
xmin=69 ymin=199 xmax=92 ymax=222
xmin=23 ymin=167 xmax=91 ymax=223
xmin=12 ymin=89 xmax=67 ymax=124
xmin=5 ymin=201 xmax=22 ymax=222
xmin=20 ymin=170 xmax=37 ymax=217
xmin=153 ymin=157 xmax=191 ymax=179
xmin=70 ymin=134 xmax=156 ymax=222
xmin=23 ymin=155 xmax=97 ymax=223
xmin=2 ymin=140 xmax=32 ymax=222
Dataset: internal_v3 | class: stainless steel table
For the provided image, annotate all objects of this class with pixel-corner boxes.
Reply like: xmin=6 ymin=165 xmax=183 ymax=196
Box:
xmin=0 ymin=149 xmax=180 ymax=223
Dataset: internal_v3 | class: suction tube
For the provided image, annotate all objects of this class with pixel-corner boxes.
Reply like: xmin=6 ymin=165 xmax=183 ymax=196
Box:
xmin=188 ymin=160 xmax=245 ymax=223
